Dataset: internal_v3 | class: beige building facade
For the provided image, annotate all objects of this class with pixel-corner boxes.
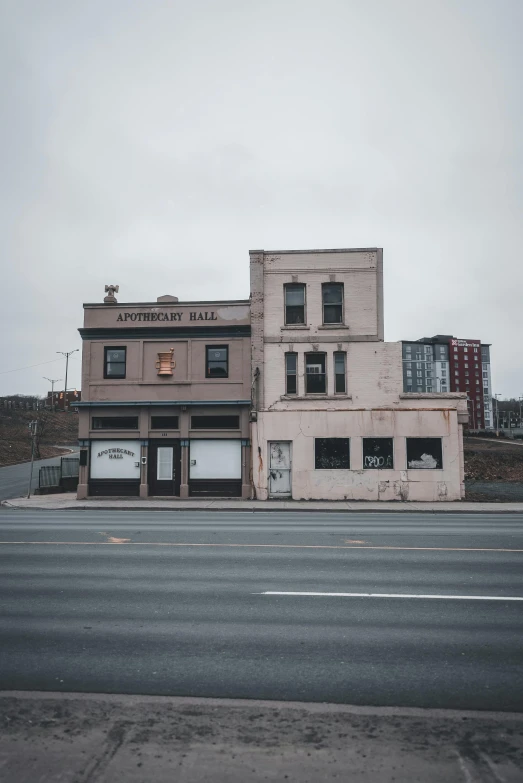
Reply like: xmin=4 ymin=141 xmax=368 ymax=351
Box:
xmin=250 ymin=249 xmax=468 ymax=501
xmin=77 ymin=293 xmax=251 ymax=499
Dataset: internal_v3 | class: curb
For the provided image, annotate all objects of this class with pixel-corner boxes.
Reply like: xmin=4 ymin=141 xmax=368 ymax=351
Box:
xmin=2 ymin=500 xmax=523 ymax=513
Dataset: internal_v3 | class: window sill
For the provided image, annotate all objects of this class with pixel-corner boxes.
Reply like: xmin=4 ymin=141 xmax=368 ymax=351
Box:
xmin=281 ymin=325 xmax=310 ymax=331
xmin=317 ymin=324 xmax=349 ymax=330
xmin=280 ymin=394 xmax=352 ymax=401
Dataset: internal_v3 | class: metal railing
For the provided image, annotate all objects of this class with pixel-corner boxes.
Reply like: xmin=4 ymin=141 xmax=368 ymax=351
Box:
xmin=61 ymin=457 xmax=79 ymax=477
xmin=39 ymin=466 xmax=61 ymax=488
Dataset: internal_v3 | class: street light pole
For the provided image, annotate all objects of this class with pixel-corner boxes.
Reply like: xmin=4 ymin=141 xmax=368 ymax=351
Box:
xmin=43 ymin=377 xmax=62 ymax=413
xmin=495 ymin=394 xmax=501 ymax=433
xmin=56 ymin=350 xmax=79 ymax=411
xmin=27 ymin=420 xmax=37 ymax=498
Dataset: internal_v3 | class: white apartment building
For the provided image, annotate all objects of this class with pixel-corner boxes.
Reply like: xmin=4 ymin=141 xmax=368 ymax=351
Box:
xmin=250 ymin=248 xmax=469 ymax=501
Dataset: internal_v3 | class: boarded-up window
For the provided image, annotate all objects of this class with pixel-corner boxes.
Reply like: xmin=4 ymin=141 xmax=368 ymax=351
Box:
xmin=315 ymin=438 xmax=350 ymax=469
xmin=406 ymin=438 xmax=443 ymax=469
xmin=363 ymin=438 xmax=394 ymax=469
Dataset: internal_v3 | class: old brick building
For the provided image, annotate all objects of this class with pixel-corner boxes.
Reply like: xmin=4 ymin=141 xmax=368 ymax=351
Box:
xmin=77 ymin=293 xmax=251 ymax=498
xmin=250 ymin=248 xmax=468 ymax=501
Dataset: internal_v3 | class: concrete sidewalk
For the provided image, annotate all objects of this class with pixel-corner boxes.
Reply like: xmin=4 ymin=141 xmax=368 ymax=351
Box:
xmin=1 ymin=691 xmax=522 ymax=783
xmin=2 ymin=492 xmax=523 ymax=512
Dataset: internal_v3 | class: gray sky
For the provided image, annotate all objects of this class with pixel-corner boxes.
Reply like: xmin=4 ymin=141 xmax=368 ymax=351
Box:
xmin=1 ymin=0 xmax=522 ymax=399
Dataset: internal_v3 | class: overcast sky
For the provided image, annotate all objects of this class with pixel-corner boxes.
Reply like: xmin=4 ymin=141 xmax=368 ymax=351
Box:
xmin=1 ymin=0 xmax=521 ymax=399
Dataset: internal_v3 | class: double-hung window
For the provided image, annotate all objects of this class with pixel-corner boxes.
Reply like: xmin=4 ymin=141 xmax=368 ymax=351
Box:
xmin=104 ymin=347 xmax=126 ymax=379
xmin=305 ymin=353 xmax=326 ymax=393
xmin=284 ymin=284 xmax=306 ymax=324
xmin=285 ymin=353 xmax=298 ymax=395
xmin=206 ymin=346 xmax=228 ymax=377
xmin=322 ymin=283 xmax=344 ymax=324
xmin=334 ymin=352 xmax=346 ymax=393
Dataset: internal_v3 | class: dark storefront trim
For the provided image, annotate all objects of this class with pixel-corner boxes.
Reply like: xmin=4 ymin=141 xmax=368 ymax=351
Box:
xmin=77 ymin=400 xmax=251 ymax=408
xmin=88 ymin=479 xmax=140 ymax=497
xmin=79 ymin=325 xmax=250 ymax=340
xmin=189 ymin=479 xmax=242 ymax=497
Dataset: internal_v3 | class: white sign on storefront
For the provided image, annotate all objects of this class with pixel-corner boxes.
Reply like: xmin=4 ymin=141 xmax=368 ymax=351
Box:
xmin=189 ymin=440 xmax=242 ymax=479
xmin=90 ymin=440 xmax=141 ymax=479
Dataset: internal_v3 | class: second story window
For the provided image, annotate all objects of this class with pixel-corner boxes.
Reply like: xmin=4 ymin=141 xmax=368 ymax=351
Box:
xmin=284 ymin=283 xmax=306 ymax=324
xmin=206 ymin=346 xmax=228 ymax=378
xmin=322 ymin=283 xmax=344 ymax=324
xmin=104 ymin=347 xmax=126 ymax=379
xmin=305 ymin=353 xmax=326 ymax=394
xmin=285 ymin=353 xmax=298 ymax=395
xmin=334 ymin=352 xmax=346 ymax=393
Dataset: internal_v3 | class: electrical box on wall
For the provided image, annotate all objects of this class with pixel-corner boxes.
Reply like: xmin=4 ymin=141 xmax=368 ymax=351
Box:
xmin=79 ymin=450 xmax=88 ymax=466
xmin=141 ymin=457 xmax=147 ymax=465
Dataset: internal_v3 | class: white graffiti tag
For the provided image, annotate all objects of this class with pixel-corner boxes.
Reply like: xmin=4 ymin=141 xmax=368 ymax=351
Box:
xmin=364 ymin=455 xmax=392 ymax=469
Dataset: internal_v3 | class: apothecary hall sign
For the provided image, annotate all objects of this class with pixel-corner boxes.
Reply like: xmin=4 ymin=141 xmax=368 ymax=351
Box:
xmin=116 ymin=311 xmax=218 ymax=322
xmin=97 ymin=447 xmax=136 ymax=460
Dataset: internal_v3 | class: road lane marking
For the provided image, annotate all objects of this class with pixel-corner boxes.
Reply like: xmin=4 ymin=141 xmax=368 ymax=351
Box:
xmin=257 ymin=591 xmax=523 ymax=601
xmin=0 ymin=542 xmax=522 ymax=553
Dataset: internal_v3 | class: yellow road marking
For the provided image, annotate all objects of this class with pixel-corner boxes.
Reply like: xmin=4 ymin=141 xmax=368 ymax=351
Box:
xmin=0 ymin=542 xmax=522 ymax=553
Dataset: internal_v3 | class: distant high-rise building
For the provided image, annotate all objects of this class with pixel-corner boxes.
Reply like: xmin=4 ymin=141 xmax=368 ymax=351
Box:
xmin=401 ymin=336 xmax=492 ymax=429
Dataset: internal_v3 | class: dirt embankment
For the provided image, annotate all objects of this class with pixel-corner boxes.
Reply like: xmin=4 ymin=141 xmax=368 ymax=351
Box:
xmin=0 ymin=409 xmax=78 ymax=467
xmin=464 ymin=437 xmax=523 ymax=482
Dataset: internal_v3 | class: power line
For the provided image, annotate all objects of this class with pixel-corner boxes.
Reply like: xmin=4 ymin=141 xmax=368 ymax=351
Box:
xmin=0 ymin=358 xmax=67 ymax=375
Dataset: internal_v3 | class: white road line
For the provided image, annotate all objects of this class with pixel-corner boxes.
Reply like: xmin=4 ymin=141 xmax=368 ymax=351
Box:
xmin=257 ymin=592 xmax=523 ymax=601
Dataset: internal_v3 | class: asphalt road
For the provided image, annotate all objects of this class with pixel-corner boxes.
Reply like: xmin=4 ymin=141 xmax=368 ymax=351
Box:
xmin=0 ymin=452 xmax=78 ymax=501
xmin=1 ymin=510 xmax=523 ymax=711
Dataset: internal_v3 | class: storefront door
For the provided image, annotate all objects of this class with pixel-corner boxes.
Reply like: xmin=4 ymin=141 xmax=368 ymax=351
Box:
xmin=269 ymin=441 xmax=292 ymax=497
xmin=148 ymin=440 xmax=181 ymax=496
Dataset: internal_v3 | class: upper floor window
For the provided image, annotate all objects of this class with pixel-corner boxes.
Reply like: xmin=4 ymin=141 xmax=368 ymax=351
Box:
xmin=285 ymin=353 xmax=298 ymax=395
xmin=305 ymin=353 xmax=326 ymax=393
xmin=284 ymin=283 xmax=306 ymax=324
xmin=334 ymin=352 xmax=346 ymax=393
xmin=322 ymin=283 xmax=344 ymax=324
xmin=206 ymin=345 xmax=228 ymax=378
xmin=104 ymin=347 xmax=126 ymax=379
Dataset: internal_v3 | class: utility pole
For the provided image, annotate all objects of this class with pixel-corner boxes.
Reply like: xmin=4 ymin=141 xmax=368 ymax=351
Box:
xmin=43 ymin=377 xmax=62 ymax=413
xmin=27 ymin=420 xmax=37 ymax=498
xmin=519 ymin=395 xmax=523 ymax=429
xmin=495 ymin=394 xmax=501 ymax=433
xmin=56 ymin=350 xmax=79 ymax=411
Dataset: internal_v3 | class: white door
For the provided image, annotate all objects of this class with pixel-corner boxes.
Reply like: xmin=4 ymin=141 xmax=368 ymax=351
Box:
xmin=269 ymin=442 xmax=291 ymax=497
